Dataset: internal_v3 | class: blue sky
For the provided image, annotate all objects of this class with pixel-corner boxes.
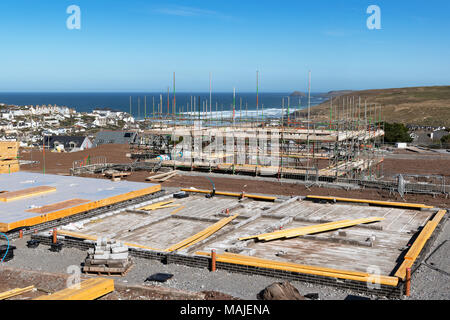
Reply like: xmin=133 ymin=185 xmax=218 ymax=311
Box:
xmin=0 ymin=0 xmax=449 ymax=92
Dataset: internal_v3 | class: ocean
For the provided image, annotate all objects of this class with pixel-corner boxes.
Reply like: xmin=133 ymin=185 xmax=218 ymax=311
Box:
xmin=0 ymin=92 xmax=327 ymax=119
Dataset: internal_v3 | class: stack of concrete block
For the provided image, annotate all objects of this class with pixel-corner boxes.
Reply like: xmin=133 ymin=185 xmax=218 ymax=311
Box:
xmin=83 ymin=238 xmax=132 ymax=272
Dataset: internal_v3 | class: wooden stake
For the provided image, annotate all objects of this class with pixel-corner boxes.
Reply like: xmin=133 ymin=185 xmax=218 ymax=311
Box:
xmin=405 ymin=267 xmax=411 ymax=296
xmin=211 ymin=249 xmax=216 ymax=272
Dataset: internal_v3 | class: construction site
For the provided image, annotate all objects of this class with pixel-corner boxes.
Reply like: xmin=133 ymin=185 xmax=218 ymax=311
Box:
xmin=1 ymin=111 xmax=449 ymax=302
xmin=126 ymin=94 xmax=386 ymax=183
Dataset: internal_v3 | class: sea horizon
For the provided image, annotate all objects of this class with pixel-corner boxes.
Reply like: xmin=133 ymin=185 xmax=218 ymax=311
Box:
xmin=0 ymin=92 xmax=327 ymax=118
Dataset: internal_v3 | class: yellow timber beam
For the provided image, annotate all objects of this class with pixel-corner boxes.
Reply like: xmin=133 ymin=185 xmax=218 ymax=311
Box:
xmin=33 ymin=278 xmax=114 ymax=300
xmin=165 ymin=214 xmax=239 ymax=252
xmin=0 ymin=286 xmax=35 ymax=300
xmin=139 ymin=200 xmax=178 ymax=211
xmin=395 ymin=209 xmax=447 ymax=280
xmin=196 ymin=251 xmax=398 ymax=287
xmin=181 ymin=188 xmax=276 ymax=201
xmin=170 ymin=206 xmax=185 ymax=215
xmin=305 ymin=195 xmax=434 ymax=209
xmin=239 ymin=217 xmax=384 ymax=241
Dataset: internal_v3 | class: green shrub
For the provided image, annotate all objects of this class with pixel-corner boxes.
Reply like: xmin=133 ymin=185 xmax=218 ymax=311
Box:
xmin=383 ymin=122 xmax=413 ymax=143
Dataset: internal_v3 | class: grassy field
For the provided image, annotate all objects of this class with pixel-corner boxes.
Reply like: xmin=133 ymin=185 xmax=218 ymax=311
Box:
xmin=298 ymin=86 xmax=450 ymax=127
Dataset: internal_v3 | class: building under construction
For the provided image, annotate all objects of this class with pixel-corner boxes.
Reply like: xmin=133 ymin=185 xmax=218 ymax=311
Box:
xmin=130 ymin=102 xmax=385 ymax=182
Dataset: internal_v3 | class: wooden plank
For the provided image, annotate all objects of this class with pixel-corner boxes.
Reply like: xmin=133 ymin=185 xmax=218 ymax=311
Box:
xmin=404 ymin=221 xmax=437 ymax=261
xmin=196 ymin=252 xmax=398 ymax=286
xmin=219 ymin=252 xmax=398 ymax=285
xmin=262 ymin=217 xmax=384 ymax=241
xmin=394 ymin=210 xmax=447 ymax=280
xmin=146 ymin=170 xmax=178 ymax=181
xmin=431 ymin=209 xmax=447 ymax=224
xmin=238 ymin=220 xmax=352 ymax=241
xmin=157 ymin=171 xmax=178 ymax=182
xmin=139 ymin=200 xmax=175 ymax=211
xmin=0 ymin=186 xmax=56 ymax=202
xmin=0 ymin=286 xmax=34 ymax=300
xmin=179 ymin=215 xmax=239 ymax=250
xmin=26 ymin=199 xmax=91 ymax=214
xmin=170 ymin=206 xmax=185 ymax=215
xmin=305 ymin=195 xmax=434 ymax=209
xmin=33 ymin=278 xmax=114 ymax=300
xmin=239 ymin=218 xmax=384 ymax=241
xmin=394 ymin=259 xmax=414 ymax=280
xmin=165 ymin=214 xmax=239 ymax=252
xmin=0 ymin=184 xmax=161 ymax=232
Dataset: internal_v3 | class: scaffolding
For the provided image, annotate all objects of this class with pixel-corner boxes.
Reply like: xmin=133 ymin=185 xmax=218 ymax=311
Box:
xmin=130 ymin=96 xmax=385 ymax=183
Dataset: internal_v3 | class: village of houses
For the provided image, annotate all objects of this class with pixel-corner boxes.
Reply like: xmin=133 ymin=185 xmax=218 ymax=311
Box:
xmin=0 ymin=103 xmax=140 ymax=152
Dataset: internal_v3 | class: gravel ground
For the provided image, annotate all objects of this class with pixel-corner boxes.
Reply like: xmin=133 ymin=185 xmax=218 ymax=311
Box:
xmin=2 ymin=237 xmax=376 ymax=300
xmin=4 ymin=217 xmax=449 ymax=300
xmin=405 ymin=217 xmax=450 ymax=300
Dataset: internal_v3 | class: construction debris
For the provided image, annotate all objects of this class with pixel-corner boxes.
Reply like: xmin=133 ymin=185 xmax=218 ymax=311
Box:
xmin=1 ymin=245 xmax=16 ymax=262
xmin=173 ymin=191 xmax=189 ymax=199
xmin=146 ymin=170 xmax=178 ymax=182
xmin=50 ymin=242 xmax=63 ymax=252
xmin=26 ymin=240 xmax=40 ymax=248
xmin=258 ymin=282 xmax=305 ymax=300
xmin=145 ymin=273 xmax=174 ymax=283
xmin=83 ymin=238 xmax=133 ymax=276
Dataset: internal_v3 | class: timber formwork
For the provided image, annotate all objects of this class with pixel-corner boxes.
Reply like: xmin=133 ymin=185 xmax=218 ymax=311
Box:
xmin=28 ymin=194 xmax=447 ymax=299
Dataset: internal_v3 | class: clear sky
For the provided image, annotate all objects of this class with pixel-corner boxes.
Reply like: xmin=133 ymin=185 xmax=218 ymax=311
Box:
xmin=0 ymin=0 xmax=449 ymax=92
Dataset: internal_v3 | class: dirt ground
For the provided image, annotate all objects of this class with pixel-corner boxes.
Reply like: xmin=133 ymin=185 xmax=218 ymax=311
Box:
xmin=19 ymin=144 xmax=133 ymax=175
xmin=0 ymin=266 xmax=237 ymax=300
xmin=18 ymin=145 xmax=450 ymax=208
xmin=383 ymin=158 xmax=450 ymax=177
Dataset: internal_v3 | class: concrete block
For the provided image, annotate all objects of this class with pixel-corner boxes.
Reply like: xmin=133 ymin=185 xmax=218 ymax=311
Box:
xmin=85 ymin=258 xmax=109 ymax=266
xmin=111 ymin=246 xmax=128 ymax=254
xmin=109 ymin=252 xmax=128 ymax=260
xmin=94 ymin=253 xmax=110 ymax=260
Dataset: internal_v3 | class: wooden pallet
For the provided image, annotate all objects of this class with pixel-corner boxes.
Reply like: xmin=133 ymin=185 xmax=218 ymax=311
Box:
xmin=82 ymin=262 xmax=134 ymax=277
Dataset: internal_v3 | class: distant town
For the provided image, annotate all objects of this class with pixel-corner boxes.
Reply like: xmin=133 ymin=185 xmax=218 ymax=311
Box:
xmin=0 ymin=102 xmax=141 ymax=151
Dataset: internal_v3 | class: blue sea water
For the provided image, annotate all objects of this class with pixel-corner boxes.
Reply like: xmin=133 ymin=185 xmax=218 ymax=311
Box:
xmin=0 ymin=92 xmax=327 ymax=119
